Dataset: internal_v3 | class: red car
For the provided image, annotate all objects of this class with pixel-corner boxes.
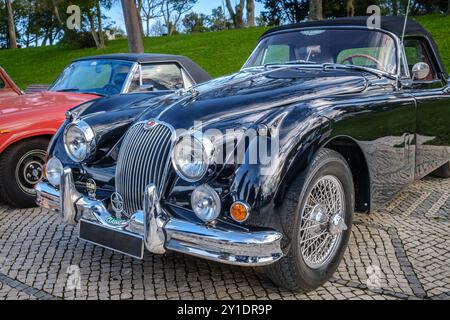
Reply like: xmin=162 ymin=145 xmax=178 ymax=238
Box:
xmin=0 ymin=54 xmax=211 ymax=207
xmin=0 ymin=67 xmax=22 ymax=97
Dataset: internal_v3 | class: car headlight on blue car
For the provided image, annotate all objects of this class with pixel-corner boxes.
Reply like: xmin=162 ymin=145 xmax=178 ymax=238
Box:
xmin=171 ymin=133 xmax=214 ymax=182
xmin=64 ymin=120 xmax=96 ymax=162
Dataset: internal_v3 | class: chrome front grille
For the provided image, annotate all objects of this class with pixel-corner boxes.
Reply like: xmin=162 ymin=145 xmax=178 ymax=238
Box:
xmin=115 ymin=122 xmax=173 ymax=216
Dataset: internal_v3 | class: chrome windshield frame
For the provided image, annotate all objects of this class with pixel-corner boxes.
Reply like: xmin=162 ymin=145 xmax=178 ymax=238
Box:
xmin=242 ymin=26 xmax=406 ymax=80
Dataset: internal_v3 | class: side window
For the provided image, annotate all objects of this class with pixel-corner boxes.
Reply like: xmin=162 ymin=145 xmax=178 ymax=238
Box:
xmin=129 ymin=63 xmax=184 ymax=92
xmin=0 ymin=77 xmax=5 ymax=89
xmin=141 ymin=63 xmax=184 ymax=90
xmin=403 ymin=38 xmax=437 ymax=81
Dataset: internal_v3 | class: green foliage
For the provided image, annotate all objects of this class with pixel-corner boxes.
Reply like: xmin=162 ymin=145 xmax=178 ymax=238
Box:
xmin=59 ymin=30 xmax=98 ymax=49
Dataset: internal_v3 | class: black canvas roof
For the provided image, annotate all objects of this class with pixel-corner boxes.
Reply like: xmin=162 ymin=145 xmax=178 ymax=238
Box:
xmin=262 ymin=16 xmax=447 ymax=77
xmin=262 ymin=16 xmax=430 ymax=38
xmin=74 ymin=53 xmax=212 ymax=84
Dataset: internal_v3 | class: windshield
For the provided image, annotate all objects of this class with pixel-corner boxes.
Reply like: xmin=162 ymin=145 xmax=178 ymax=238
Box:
xmin=244 ymin=28 xmax=398 ymax=74
xmin=49 ymin=60 xmax=134 ymax=95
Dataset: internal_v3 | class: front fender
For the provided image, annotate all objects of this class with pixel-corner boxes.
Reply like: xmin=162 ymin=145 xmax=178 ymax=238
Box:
xmin=229 ymin=114 xmax=332 ymax=229
xmin=0 ymin=128 xmax=57 ymax=154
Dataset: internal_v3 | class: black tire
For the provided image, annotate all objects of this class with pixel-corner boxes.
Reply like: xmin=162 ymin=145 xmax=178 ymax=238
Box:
xmin=431 ymin=162 xmax=450 ymax=178
xmin=0 ymin=137 xmax=49 ymax=208
xmin=265 ymin=148 xmax=354 ymax=292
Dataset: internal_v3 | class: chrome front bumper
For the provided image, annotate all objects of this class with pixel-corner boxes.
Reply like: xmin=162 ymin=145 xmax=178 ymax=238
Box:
xmin=35 ymin=169 xmax=283 ymax=266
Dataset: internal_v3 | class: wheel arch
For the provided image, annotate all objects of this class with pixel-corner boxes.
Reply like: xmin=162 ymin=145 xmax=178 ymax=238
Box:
xmin=0 ymin=133 xmax=53 ymax=156
xmin=323 ymin=135 xmax=371 ymax=213
xmin=274 ymin=134 xmax=371 ymax=214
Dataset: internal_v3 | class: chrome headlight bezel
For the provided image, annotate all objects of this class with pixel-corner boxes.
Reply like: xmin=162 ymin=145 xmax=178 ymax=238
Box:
xmin=63 ymin=120 xmax=96 ymax=163
xmin=171 ymin=132 xmax=215 ymax=183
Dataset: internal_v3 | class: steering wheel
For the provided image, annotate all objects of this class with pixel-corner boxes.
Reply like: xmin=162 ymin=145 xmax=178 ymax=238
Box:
xmin=103 ymin=84 xmax=120 ymax=95
xmin=339 ymin=54 xmax=384 ymax=70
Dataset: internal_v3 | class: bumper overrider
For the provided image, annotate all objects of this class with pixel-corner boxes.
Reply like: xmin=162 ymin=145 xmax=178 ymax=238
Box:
xmin=35 ymin=168 xmax=283 ymax=266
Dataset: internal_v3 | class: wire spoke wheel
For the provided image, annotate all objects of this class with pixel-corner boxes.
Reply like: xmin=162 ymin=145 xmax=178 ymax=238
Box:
xmin=299 ymin=175 xmax=346 ymax=269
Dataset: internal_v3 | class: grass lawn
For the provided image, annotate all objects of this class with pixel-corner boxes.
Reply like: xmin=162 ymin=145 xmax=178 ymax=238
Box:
xmin=0 ymin=15 xmax=448 ymax=89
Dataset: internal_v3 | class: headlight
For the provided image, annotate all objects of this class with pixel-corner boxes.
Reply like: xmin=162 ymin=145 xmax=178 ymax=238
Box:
xmin=191 ymin=184 xmax=221 ymax=222
xmin=172 ymin=133 xmax=214 ymax=182
xmin=64 ymin=120 xmax=95 ymax=162
xmin=45 ymin=157 xmax=63 ymax=187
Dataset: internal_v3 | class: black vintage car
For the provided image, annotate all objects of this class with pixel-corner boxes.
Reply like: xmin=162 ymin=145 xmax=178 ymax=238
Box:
xmin=36 ymin=17 xmax=450 ymax=291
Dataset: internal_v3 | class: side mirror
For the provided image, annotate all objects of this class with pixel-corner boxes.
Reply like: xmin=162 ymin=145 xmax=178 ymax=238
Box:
xmin=412 ymin=62 xmax=430 ymax=80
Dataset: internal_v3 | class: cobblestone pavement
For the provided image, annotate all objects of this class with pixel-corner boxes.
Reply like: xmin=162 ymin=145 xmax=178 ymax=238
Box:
xmin=0 ymin=177 xmax=449 ymax=300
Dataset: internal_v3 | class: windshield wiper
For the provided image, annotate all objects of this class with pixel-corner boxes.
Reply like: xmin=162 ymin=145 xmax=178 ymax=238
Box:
xmin=322 ymin=63 xmax=396 ymax=80
xmin=56 ymin=88 xmax=79 ymax=92
xmin=55 ymin=88 xmax=104 ymax=96
xmin=264 ymin=60 xmax=318 ymax=69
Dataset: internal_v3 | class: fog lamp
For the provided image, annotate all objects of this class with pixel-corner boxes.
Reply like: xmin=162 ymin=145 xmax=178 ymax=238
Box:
xmin=45 ymin=157 xmax=63 ymax=187
xmin=191 ymin=184 xmax=221 ymax=222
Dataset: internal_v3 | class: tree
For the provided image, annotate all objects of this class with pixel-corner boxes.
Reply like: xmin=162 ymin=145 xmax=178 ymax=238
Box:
xmin=225 ymin=0 xmax=245 ymax=28
xmin=182 ymin=12 xmax=208 ymax=33
xmin=160 ymin=0 xmax=197 ymax=35
xmin=137 ymin=0 xmax=162 ymax=36
xmin=247 ymin=0 xmax=255 ymax=27
xmin=5 ymin=0 xmax=17 ymax=48
xmin=121 ymin=0 xmax=144 ymax=52
xmin=346 ymin=0 xmax=355 ymax=16
xmin=257 ymin=0 xmax=309 ymax=25
xmin=209 ymin=6 xmax=230 ymax=31
xmin=86 ymin=1 xmax=106 ymax=48
xmin=309 ymin=0 xmax=323 ymax=20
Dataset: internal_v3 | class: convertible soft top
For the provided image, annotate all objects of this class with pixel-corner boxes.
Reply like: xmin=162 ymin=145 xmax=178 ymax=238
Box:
xmin=263 ymin=16 xmax=447 ymax=77
xmin=74 ymin=53 xmax=212 ymax=84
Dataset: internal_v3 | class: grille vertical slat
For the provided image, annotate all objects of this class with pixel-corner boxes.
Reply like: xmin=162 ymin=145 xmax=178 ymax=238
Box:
xmin=115 ymin=122 xmax=173 ymax=217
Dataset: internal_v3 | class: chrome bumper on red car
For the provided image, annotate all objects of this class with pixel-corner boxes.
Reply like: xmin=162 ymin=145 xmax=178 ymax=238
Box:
xmin=35 ymin=168 xmax=283 ymax=266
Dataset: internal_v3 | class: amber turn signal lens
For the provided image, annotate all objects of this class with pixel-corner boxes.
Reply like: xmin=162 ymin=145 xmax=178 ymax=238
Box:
xmin=230 ymin=202 xmax=250 ymax=223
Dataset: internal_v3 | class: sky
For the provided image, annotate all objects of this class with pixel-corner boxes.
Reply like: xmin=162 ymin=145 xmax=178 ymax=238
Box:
xmin=107 ymin=0 xmax=264 ymax=32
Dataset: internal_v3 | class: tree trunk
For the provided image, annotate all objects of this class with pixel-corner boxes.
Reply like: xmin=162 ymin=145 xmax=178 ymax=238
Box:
xmin=136 ymin=0 xmax=145 ymax=37
xmin=247 ymin=0 xmax=255 ymax=27
xmin=121 ymin=0 xmax=145 ymax=53
xmin=96 ymin=1 xmax=105 ymax=49
xmin=346 ymin=0 xmax=355 ymax=17
xmin=392 ymin=0 xmax=399 ymax=15
xmin=225 ymin=0 xmax=246 ymax=28
xmin=88 ymin=13 xmax=101 ymax=49
xmin=52 ymin=0 xmax=63 ymax=25
xmin=5 ymin=0 xmax=17 ymax=49
xmin=310 ymin=0 xmax=323 ymax=21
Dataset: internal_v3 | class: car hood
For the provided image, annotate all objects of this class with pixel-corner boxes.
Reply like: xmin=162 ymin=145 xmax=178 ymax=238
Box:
xmin=144 ymin=68 xmax=369 ymax=130
xmin=0 ymin=91 xmax=99 ymax=116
